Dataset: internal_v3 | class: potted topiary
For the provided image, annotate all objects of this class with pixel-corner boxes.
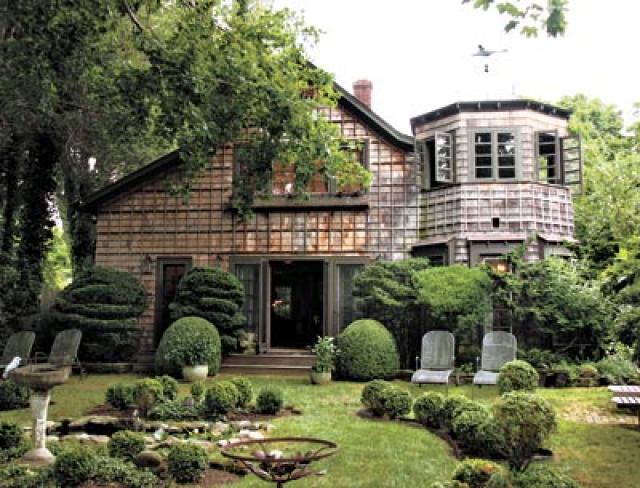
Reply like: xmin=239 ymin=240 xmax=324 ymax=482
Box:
xmin=159 ymin=317 xmax=221 ymax=382
xmin=310 ymin=336 xmax=337 ymax=385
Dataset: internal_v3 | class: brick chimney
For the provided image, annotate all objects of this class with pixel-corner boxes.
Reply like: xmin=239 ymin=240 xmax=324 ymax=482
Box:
xmin=353 ymin=79 xmax=373 ymax=109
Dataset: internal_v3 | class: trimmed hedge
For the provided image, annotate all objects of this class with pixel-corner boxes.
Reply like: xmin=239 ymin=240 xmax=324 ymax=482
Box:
xmin=512 ymin=465 xmax=581 ymax=488
xmin=155 ymin=316 xmax=222 ymax=377
xmin=442 ymin=395 xmax=474 ymax=431
xmin=169 ymin=267 xmax=246 ymax=355
xmin=105 ymin=383 xmax=134 ymax=410
xmin=497 ymin=360 xmax=539 ymax=394
xmin=335 ymin=319 xmax=400 ymax=381
xmin=49 ymin=266 xmax=146 ymax=362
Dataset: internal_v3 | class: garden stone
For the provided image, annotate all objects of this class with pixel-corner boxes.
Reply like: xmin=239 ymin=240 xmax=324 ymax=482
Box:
xmin=248 ymin=431 xmax=265 ymax=440
xmin=134 ymin=450 xmax=163 ymax=469
xmin=238 ymin=429 xmax=252 ymax=439
xmin=87 ymin=435 xmax=110 ymax=444
xmin=46 ymin=435 xmax=59 ymax=442
xmin=188 ymin=439 xmax=214 ymax=450
xmin=217 ymin=439 xmax=229 ymax=447
xmin=231 ymin=420 xmax=252 ymax=430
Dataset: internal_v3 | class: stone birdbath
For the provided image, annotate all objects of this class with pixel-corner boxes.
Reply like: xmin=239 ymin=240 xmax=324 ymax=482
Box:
xmin=221 ymin=437 xmax=338 ymax=487
xmin=10 ymin=364 xmax=72 ymax=466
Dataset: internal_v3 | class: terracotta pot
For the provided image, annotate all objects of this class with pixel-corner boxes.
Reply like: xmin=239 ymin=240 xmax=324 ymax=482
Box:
xmin=310 ymin=371 xmax=332 ymax=385
xmin=182 ymin=365 xmax=209 ymax=382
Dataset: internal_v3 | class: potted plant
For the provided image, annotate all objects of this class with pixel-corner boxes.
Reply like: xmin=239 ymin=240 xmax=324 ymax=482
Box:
xmin=164 ymin=319 xmax=220 ymax=382
xmin=310 ymin=336 xmax=337 ymax=385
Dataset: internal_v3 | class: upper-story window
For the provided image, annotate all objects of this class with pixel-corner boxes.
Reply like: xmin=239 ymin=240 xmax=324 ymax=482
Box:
xmin=233 ymin=140 xmax=368 ymax=198
xmin=472 ymin=129 xmax=518 ymax=181
xmin=536 ymin=131 xmax=583 ymax=193
xmin=419 ymin=131 xmax=454 ymax=189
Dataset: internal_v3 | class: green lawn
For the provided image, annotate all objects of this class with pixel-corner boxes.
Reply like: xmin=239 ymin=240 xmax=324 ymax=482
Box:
xmin=1 ymin=375 xmax=639 ymax=487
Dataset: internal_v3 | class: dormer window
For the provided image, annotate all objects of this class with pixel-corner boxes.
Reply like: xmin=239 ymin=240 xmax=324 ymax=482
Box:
xmin=472 ymin=129 xmax=518 ymax=180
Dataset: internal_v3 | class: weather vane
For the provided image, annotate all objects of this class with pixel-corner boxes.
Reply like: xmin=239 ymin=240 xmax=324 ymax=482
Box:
xmin=473 ymin=44 xmax=508 ymax=73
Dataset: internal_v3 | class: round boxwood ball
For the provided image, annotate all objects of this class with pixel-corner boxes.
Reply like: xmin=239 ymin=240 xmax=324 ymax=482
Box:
xmin=155 ymin=316 xmax=222 ymax=377
xmin=335 ymin=319 xmax=400 ymax=381
xmin=498 ymin=360 xmax=539 ymax=394
xmin=204 ymin=381 xmax=239 ymax=416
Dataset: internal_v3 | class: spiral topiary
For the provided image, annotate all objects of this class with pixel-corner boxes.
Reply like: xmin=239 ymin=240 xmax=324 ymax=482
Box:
xmin=335 ymin=319 xmax=400 ymax=381
xmin=48 ymin=266 xmax=146 ymax=362
xmin=169 ymin=266 xmax=245 ymax=355
xmin=155 ymin=316 xmax=222 ymax=377
xmin=497 ymin=360 xmax=539 ymax=394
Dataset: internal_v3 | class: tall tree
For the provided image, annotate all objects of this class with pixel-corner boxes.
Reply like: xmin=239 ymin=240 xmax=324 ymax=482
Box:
xmin=0 ymin=1 xmax=362 ymax=325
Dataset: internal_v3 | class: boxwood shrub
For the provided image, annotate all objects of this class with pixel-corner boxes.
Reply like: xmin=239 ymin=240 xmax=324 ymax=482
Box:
xmin=442 ymin=395 xmax=474 ymax=431
xmin=105 ymin=383 xmax=134 ymax=410
xmin=156 ymin=375 xmax=179 ymax=400
xmin=204 ymin=381 xmax=239 ymax=416
xmin=256 ymin=387 xmax=284 ymax=414
xmin=413 ymin=392 xmax=445 ymax=428
xmin=335 ymin=319 xmax=400 ymax=381
xmin=492 ymin=391 xmax=556 ymax=471
xmin=0 ymin=379 xmax=29 ymax=411
xmin=54 ymin=446 xmax=99 ymax=486
xmin=168 ymin=444 xmax=208 ymax=483
xmin=229 ymin=377 xmax=253 ymax=408
xmin=361 ymin=379 xmax=391 ymax=416
xmin=155 ymin=316 xmax=222 ymax=377
xmin=0 ymin=422 xmax=23 ymax=450
xmin=512 ymin=465 xmax=581 ymax=488
xmin=132 ymin=378 xmax=164 ymax=414
xmin=452 ymin=458 xmax=504 ymax=488
xmin=48 ymin=266 xmax=146 ymax=362
xmin=497 ymin=360 xmax=539 ymax=394
xmin=380 ymin=387 xmax=412 ymax=419
xmin=108 ymin=430 xmax=146 ymax=461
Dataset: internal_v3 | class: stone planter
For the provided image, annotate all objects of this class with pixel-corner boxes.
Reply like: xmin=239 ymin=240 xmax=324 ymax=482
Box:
xmin=310 ymin=371 xmax=331 ymax=385
xmin=182 ymin=365 xmax=208 ymax=382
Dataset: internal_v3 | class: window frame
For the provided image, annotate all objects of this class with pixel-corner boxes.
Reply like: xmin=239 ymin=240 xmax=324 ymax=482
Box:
xmin=470 ymin=128 xmax=520 ymax=182
xmin=418 ymin=132 xmax=455 ymax=190
xmin=535 ymin=130 xmax=561 ymax=184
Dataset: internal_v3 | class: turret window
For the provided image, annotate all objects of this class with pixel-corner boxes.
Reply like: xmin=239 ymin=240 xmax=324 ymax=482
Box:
xmin=472 ymin=129 xmax=518 ymax=180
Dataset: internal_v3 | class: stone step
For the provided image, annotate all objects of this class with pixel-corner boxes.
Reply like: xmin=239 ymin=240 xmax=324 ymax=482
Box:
xmin=223 ymin=353 xmax=315 ymax=368
xmin=220 ymin=363 xmax=311 ymax=376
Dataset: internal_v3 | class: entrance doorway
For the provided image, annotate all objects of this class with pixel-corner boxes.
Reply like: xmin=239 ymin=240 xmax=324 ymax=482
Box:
xmin=269 ymin=260 xmax=323 ymax=348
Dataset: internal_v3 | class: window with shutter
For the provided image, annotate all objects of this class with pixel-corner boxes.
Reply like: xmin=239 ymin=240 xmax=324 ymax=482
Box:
xmin=536 ymin=131 xmax=560 ymax=184
xmin=434 ymin=131 xmax=453 ymax=183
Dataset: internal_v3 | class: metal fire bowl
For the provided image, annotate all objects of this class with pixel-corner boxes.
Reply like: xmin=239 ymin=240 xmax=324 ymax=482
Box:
xmin=221 ymin=437 xmax=338 ymax=485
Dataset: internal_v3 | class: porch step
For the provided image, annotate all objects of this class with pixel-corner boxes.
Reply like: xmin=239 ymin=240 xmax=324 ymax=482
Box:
xmin=221 ymin=352 xmax=315 ymax=375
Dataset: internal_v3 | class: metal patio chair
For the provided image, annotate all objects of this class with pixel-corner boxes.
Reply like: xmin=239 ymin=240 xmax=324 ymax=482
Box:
xmin=411 ymin=331 xmax=455 ymax=394
xmin=32 ymin=328 xmax=84 ymax=376
xmin=473 ymin=331 xmax=517 ymax=387
xmin=0 ymin=331 xmax=36 ymax=370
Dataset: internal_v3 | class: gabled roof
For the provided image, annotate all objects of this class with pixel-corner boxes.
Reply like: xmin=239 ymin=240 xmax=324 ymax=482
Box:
xmin=82 ymin=82 xmax=414 ymax=212
xmin=410 ymin=99 xmax=572 ymax=133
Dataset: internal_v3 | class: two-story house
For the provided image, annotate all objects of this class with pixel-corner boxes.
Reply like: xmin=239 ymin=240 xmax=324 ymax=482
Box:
xmin=82 ymin=81 xmax=581 ymax=367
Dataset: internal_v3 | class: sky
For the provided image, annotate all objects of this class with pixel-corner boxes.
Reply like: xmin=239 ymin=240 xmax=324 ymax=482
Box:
xmin=272 ymin=0 xmax=640 ymax=134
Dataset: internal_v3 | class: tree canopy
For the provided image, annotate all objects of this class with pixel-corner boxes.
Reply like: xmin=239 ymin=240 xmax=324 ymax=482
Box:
xmin=0 ymin=0 xmax=365 ymax=331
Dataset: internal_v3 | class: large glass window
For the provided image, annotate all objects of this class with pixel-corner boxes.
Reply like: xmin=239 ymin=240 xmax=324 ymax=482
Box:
xmin=235 ymin=263 xmax=260 ymax=334
xmin=473 ymin=130 xmax=518 ymax=180
xmin=336 ymin=263 xmax=364 ymax=332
